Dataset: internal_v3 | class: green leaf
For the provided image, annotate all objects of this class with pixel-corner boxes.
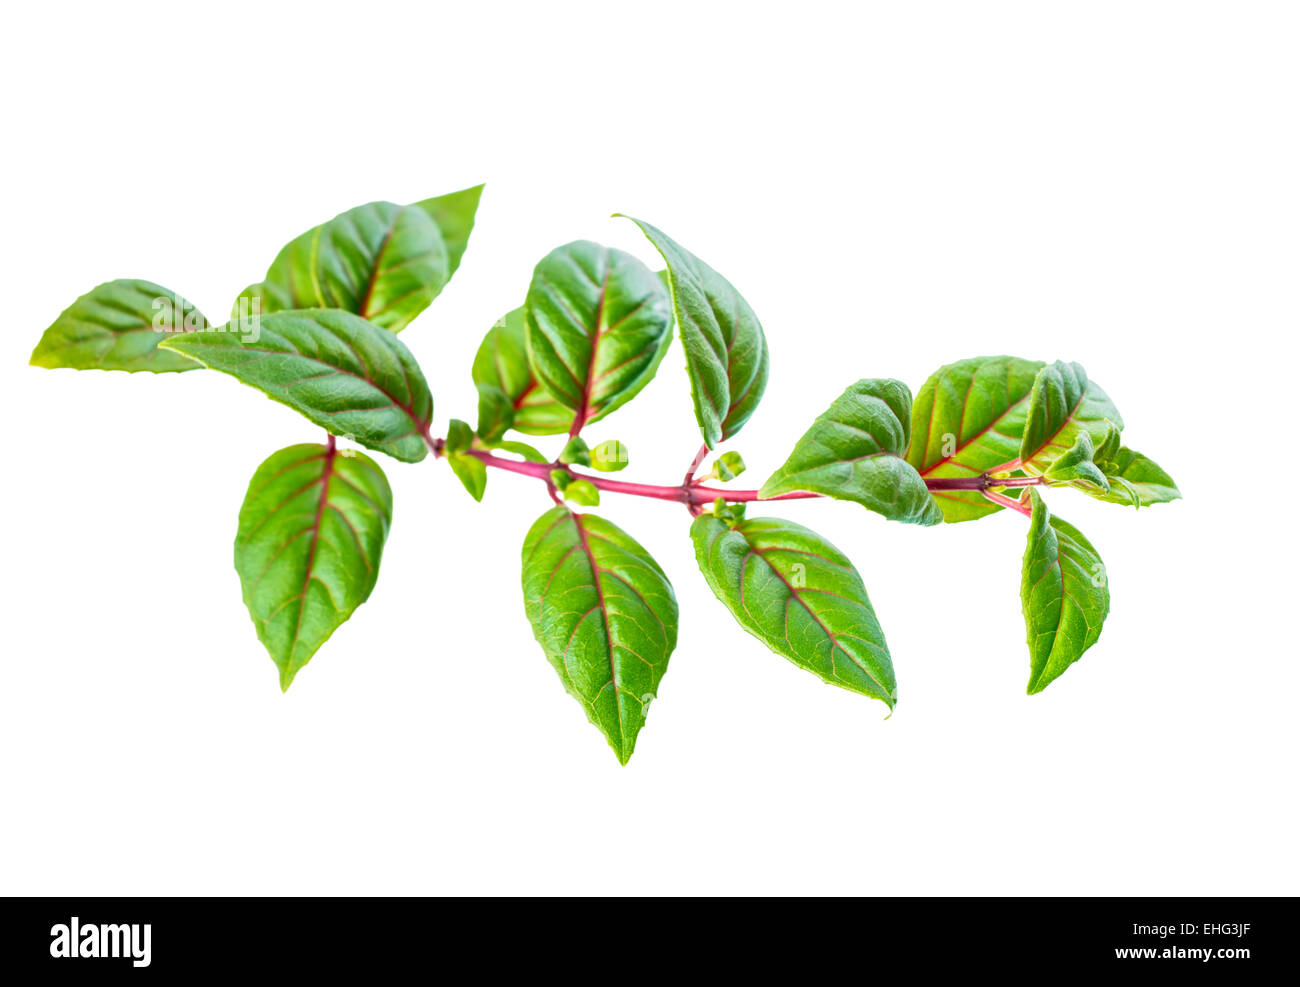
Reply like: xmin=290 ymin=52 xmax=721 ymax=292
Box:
xmin=564 ymin=479 xmax=600 ymax=506
xmin=1021 ymin=489 xmax=1110 ymax=694
xmin=413 ymin=183 xmax=483 ymax=278
xmin=30 ymin=279 xmax=208 ymax=373
xmin=1041 ymin=432 xmax=1110 ymax=493
xmin=906 ymin=356 xmax=1045 ymax=522
xmin=559 ymin=436 xmax=590 ymax=466
xmin=759 ymin=379 xmax=942 ymax=525
xmin=1094 ymin=447 xmax=1182 ymax=508
xmin=590 ymin=439 xmax=630 ymax=472
xmin=241 ymin=192 xmax=480 ymax=332
xmin=448 ymin=453 xmax=487 ymax=501
xmin=621 ymin=216 xmax=769 ymax=448
xmin=521 ymin=507 xmax=679 ymax=764
xmin=471 ymin=306 xmax=574 ymax=435
xmin=235 ymin=443 xmax=393 ymax=690
xmin=524 ymin=240 xmax=673 ymax=428
xmin=1019 ymin=361 xmax=1124 ymax=473
xmin=474 ymin=383 xmax=514 ymax=443
xmin=690 ymin=514 xmax=895 ymax=708
xmin=708 ymin=450 xmax=746 ymax=482
xmin=495 ymin=440 xmax=548 ymax=463
xmin=445 ymin=418 xmax=474 ymax=456
xmin=158 ymin=309 xmax=433 ymax=463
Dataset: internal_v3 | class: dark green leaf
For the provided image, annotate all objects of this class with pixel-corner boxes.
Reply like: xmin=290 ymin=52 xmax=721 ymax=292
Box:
xmin=622 ymin=216 xmax=769 ymax=448
xmin=906 ymin=355 xmax=1045 ymax=522
xmin=235 ymin=442 xmax=393 ymax=690
xmin=1021 ymin=489 xmax=1110 ymax=694
xmin=524 ymin=240 xmax=673 ymax=428
xmin=691 ymin=513 xmax=895 ymax=708
xmin=521 ymin=507 xmax=679 ymax=764
xmin=471 ymin=306 xmax=574 ymax=435
xmin=559 ymin=436 xmax=590 ymax=466
xmin=760 ymin=379 xmax=942 ymax=525
xmin=30 ymin=279 xmax=207 ymax=373
xmin=158 ymin=309 xmax=433 ymax=462
xmin=1019 ymin=361 xmax=1124 ymax=472
xmin=445 ymin=418 xmax=474 ymax=456
xmin=413 ymin=183 xmax=483 ymax=278
xmin=474 ymin=383 xmax=514 ymax=442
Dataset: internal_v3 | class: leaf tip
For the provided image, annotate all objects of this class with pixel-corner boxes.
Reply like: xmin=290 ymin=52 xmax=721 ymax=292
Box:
xmin=278 ymin=665 xmax=298 ymax=692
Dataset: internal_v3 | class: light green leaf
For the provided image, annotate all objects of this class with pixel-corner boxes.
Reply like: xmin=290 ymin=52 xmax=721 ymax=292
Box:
xmin=691 ymin=514 xmax=895 ymax=708
xmin=495 ymin=440 xmax=548 ymax=463
xmin=159 ymin=309 xmax=433 ymax=463
xmin=906 ymin=356 xmax=1045 ymax=522
xmin=413 ymin=183 xmax=483 ymax=278
xmin=622 ymin=216 xmax=769 ymax=448
xmin=1019 ymin=361 xmax=1124 ymax=473
xmin=590 ymin=439 xmax=630 ymax=472
xmin=521 ymin=507 xmax=679 ymax=764
xmin=241 ymin=191 xmax=480 ymax=333
xmin=1041 ymin=432 xmax=1110 ymax=493
xmin=1095 ymin=447 xmax=1181 ymax=508
xmin=708 ymin=450 xmax=746 ymax=482
xmin=760 ymin=379 xmax=942 ymax=525
xmin=448 ymin=453 xmax=487 ymax=501
xmin=1021 ymin=489 xmax=1110 ymax=694
xmin=564 ymin=479 xmax=600 ymax=506
xmin=524 ymin=240 xmax=673 ymax=428
xmin=235 ymin=443 xmax=393 ymax=690
xmin=471 ymin=306 xmax=574 ymax=435
xmin=30 ymin=279 xmax=208 ymax=373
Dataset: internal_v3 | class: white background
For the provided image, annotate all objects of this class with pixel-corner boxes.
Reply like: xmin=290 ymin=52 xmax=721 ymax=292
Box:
xmin=2 ymin=1 xmax=1296 ymax=896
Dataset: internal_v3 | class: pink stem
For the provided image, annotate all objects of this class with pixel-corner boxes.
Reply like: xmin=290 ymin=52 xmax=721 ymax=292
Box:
xmin=982 ymin=488 xmax=1033 ymax=517
xmin=453 ymin=439 xmax=1040 ymax=514
xmin=684 ymin=443 xmax=709 ymax=484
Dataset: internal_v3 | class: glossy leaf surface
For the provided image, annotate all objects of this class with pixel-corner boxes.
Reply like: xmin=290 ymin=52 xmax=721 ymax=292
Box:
xmin=906 ymin=356 xmax=1044 ymax=522
xmin=31 ymin=279 xmax=207 ymax=373
xmin=159 ymin=309 xmax=433 ymax=462
xmin=235 ymin=443 xmax=393 ymax=690
xmin=760 ymin=379 xmax=942 ymax=525
xmin=1094 ymin=447 xmax=1182 ymax=508
xmin=622 ymin=217 xmax=769 ymax=447
xmin=524 ymin=240 xmax=673 ymax=428
xmin=241 ymin=188 xmax=482 ymax=332
xmin=521 ymin=507 xmax=678 ymax=764
xmin=1021 ymin=489 xmax=1109 ymax=694
xmin=1019 ymin=361 xmax=1124 ymax=473
xmin=413 ymin=184 xmax=483 ymax=278
xmin=471 ymin=306 xmax=574 ymax=435
xmin=691 ymin=514 xmax=895 ymax=708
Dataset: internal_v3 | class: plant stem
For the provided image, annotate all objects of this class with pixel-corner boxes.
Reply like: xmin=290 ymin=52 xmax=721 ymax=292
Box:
xmin=449 ymin=443 xmax=1041 ymax=511
xmin=982 ymin=488 xmax=1033 ymax=516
